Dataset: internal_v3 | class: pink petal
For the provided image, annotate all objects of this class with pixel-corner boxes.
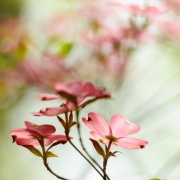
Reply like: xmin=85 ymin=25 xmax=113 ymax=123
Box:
xmin=115 ymin=137 xmax=148 ymax=149
xmin=90 ymin=131 xmax=109 ymax=144
xmin=10 ymin=128 xmax=40 ymax=138
xmin=31 ymin=111 xmax=44 ymax=116
xmin=15 ymin=137 xmax=39 ymax=146
xmin=43 ymin=134 xmax=71 ymax=146
xmin=43 ymin=139 xmax=54 ymax=146
xmin=65 ymin=100 xmax=76 ymax=110
xmin=83 ymin=82 xmax=110 ymax=98
xmin=86 ymin=83 xmax=107 ymax=96
xmin=10 ymin=128 xmax=40 ymax=145
xmin=54 ymin=81 xmax=84 ymax=97
xmin=110 ymin=114 xmax=140 ymax=137
xmin=36 ymin=93 xmax=61 ymax=101
xmin=54 ymin=81 xmax=110 ymax=100
xmin=82 ymin=112 xmax=109 ymax=137
xmin=25 ymin=121 xmax=56 ymax=135
xmin=32 ymin=106 xmax=68 ymax=116
xmin=111 ymin=3 xmax=142 ymax=14
xmin=47 ymin=134 xmax=68 ymax=141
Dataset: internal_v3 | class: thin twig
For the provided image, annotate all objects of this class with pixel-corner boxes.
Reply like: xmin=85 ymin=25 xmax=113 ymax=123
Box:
xmin=66 ymin=134 xmax=104 ymax=179
xmin=75 ymin=110 xmax=111 ymax=180
xmin=103 ymin=141 xmax=112 ymax=180
xmin=40 ymin=139 xmax=69 ymax=180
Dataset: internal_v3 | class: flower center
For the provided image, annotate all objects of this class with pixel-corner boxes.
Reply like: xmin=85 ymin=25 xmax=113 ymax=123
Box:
xmin=98 ymin=138 xmax=105 ymax=143
xmin=33 ymin=125 xmax=38 ymax=129
xmin=105 ymin=136 xmax=118 ymax=142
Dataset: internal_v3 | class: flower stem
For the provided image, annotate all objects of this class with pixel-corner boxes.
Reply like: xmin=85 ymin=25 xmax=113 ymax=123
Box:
xmin=103 ymin=141 xmax=113 ymax=180
xmin=66 ymin=134 xmax=104 ymax=179
xmin=40 ymin=139 xmax=69 ymax=180
xmin=75 ymin=110 xmax=110 ymax=180
xmin=64 ymin=112 xmax=104 ymax=179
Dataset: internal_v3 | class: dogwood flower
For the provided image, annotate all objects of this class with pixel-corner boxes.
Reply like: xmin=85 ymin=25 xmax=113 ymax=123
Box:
xmin=10 ymin=121 xmax=69 ymax=146
xmin=32 ymin=80 xmax=111 ymax=116
xmin=54 ymin=80 xmax=110 ymax=100
xmin=82 ymin=112 xmax=148 ymax=149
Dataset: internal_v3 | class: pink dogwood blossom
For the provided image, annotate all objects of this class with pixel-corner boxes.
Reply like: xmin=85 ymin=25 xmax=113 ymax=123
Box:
xmin=10 ymin=121 xmax=68 ymax=146
xmin=111 ymin=2 xmax=164 ymax=17
xmin=82 ymin=112 xmax=148 ymax=149
xmin=54 ymin=80 xmax=110 ymax=100
xmin=32 ymin=81 xmax=111 ymax=116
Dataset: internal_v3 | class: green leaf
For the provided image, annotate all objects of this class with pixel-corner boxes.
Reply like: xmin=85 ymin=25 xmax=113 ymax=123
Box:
xmin=57 ymin=116 xmax=66 ymax=129
xmin=58 ymin=42 xmax=73 ymax=57
xmin=89 ymin=138 xmax=105 ymax=157
xmin=68 ymin=111 xmax=73 ymax=127
xmin=46 ymin=151 xmax=58 ymax=158
xmin=23 ymin=145 xmax=43 ymax=158
xmin=71 ymin=121 xmax=77 ymax=127
xmin=46 ymin=140 xmax=67 ymax=152
xmin=150 ymin=178 xmax=161 ymax=180
xmin=107 ymin=151 xmax=120 ymax=158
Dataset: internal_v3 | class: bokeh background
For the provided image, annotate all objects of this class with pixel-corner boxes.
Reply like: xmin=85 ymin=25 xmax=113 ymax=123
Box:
xmin=1 ymin=0 xmax=180 ymax=180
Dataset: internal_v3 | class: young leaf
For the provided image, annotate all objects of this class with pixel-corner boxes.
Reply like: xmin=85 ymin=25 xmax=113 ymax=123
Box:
xmin=46 ymin=151 xmax=58 ymax=158
xmin=46 ymin=140 xmax=67 ymax=152
xmin=58 ymin=42 xmax=73 ymax=57
xmin=23 ymin=145 xmax=43 ymax=158
xmin=150 ymin=179 xmax=161 ymax=180
xmin=89 ymin=138 xmax=105 ymax=157
xmin=107 ymin=151 xmax=120 ymax=158
xmin=71 ymin=121 xmax=77 ymax=128
xmin=68 ymin=111 xmax=73 ymax=128
xmin=57 ymin=116 xmax=66 ymax=129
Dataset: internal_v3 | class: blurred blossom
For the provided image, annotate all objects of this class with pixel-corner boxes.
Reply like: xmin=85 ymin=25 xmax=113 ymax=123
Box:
xmin=111 ymin=2 xmax=165 ymax=18
xmin=74 ymin=1 xmax=158 ymax=86
xmin=43 ymin=15 xmax=74 ymax=38
xmin=163 ymin=0 xmax=180 ymax=14
xmin=157 ymin=1 xmax=180 ymax=46
xmin=160 ymin=20 xmax=180 ymax=43
xmin=37 ymin=54 xmax=75 ymax=89
xmin=2 ymin=0 xmax=180 ymax=180
xmin=0 ymin=18 xmax=31 ymax=70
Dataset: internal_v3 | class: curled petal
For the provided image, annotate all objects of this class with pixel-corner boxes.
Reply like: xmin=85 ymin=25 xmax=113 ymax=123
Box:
xmin=32 ymin=106 xmax=68 ymax=116
xmin=10 ymin=128 xmax=40 ymax=138
xmin=110 ymin=114 xmax=140 ymax=137
xmin=47 ymin=134 xmax=71 ymax=141
xmin=15 ymin=137 xmax=39 ymax=146
xmin=31 ymin=111 xmax=44 ymax=116
xmin=10 ymin=121 xmax=69 ymax=147
xmin=36 ymin=93 xmax=61 ymax=101
xmin=84 ymin=82 xmax=110 ymax=98
xmin=43 ymin=135 xmax=71 ymax=146
xmin=25 ymin=121 xmax=56 ymax=135
xmin=115 ymin=137 xmax=148 ymax=149
xmin=54 ymin=81 xmax=110 ymax=100
xmin=54 ymin=81 xmax=84 ymax=96
xmin=65 ymin=100 xmax=76 ymax=110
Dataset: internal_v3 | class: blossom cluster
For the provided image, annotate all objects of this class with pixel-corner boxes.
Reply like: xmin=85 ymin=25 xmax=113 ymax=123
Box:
xmin=10 ymin=80 xmax=148 ymax=180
